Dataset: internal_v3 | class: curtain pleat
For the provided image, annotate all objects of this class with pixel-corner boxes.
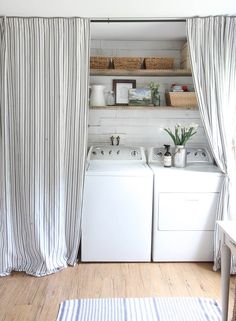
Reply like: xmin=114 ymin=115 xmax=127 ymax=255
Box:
xmin=0 ymin=17 xmax=90 ymax=276
xmin=187 ymin=16 xmax=236 ymax=273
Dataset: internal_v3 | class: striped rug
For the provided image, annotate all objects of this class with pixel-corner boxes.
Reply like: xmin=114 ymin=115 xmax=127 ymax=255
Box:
xmin=56 ymin=297 xmax=221 ymax=321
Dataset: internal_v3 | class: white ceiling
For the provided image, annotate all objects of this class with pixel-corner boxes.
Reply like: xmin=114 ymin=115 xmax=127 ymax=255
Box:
xmin=91 ymin=21 xmax=187 ymax=41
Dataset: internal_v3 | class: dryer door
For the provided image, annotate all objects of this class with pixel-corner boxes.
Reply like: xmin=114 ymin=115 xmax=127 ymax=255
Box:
xmin=158 ymin=192 xmax=219 ymax=231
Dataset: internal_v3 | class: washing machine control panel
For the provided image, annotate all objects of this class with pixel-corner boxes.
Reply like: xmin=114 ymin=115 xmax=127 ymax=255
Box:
xmin=149 ymin=147 xmax=213 ymax=164
xmin=88 ymin=146 xmax=146 ymax=163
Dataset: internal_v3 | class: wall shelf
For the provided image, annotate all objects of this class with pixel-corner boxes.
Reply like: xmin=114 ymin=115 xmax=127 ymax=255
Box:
xmin=90 ymin=69 xmax=192 ymax=77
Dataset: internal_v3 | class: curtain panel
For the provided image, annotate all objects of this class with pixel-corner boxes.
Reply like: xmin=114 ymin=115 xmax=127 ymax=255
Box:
xmin=0 ymin=17 xmax=90 ymax=276
xmin=187 ymin=16 xmax=236 ymax=272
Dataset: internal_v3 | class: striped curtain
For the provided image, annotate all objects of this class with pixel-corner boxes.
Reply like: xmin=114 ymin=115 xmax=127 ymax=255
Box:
xmin=0 ymin=17 xmax=90 ymax=276
xmin=187 ymin=16 xmax=236 ymax=272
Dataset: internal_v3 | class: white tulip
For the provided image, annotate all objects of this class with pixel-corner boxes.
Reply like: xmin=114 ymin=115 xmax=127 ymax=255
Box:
xmin=189 ymin=122 xmax=199 ymax=129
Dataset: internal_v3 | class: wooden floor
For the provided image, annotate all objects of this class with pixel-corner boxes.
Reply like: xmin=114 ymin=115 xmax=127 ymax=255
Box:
xmin=0 ymin=262 xmax=235 ymax=321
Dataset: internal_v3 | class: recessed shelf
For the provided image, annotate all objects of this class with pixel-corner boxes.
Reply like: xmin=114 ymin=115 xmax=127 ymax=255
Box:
xmin=90 ymin=69 xmax=192 ymax=77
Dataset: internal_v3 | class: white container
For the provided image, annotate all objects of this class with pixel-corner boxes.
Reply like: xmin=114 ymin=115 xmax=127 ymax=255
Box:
xmin=90 ymin=85 xmax=106 ymax=107
xmin=173 ymin=145 xmax=187 ymax=168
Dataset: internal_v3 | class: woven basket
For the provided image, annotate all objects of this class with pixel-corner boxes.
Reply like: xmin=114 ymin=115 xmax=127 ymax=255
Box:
xmin=165 ymin=92 xmax=198 ymax=107
xmin=181 ymin=42 xmax=189 ymax=60
xmin=113 ymin=57 xmax=143 ymax=70
xmin=180 ymin=58 xmax=191 ymax=70
xmin=144 ymin=57 xmax=174 ymax=70
xmin=90 ymin=56 xmax=110 ymax=69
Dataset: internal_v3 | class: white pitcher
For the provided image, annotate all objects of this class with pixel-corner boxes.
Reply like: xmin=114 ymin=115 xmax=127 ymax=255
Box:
xmin=90 ymin=85 xmax=106 ymax=107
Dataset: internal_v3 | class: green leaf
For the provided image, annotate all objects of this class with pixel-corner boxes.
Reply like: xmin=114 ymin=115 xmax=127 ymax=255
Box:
xmin=163 ymin=124 xmax=198 ymax=146
xmin=163 ymin=128 xmax=176 ymax=144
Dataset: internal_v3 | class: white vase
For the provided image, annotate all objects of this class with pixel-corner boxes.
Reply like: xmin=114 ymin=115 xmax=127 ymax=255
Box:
xmin=90 ymin=85 xmax=106 ymax=107
xmin=173 ymin=145 xmax=187 ymax=168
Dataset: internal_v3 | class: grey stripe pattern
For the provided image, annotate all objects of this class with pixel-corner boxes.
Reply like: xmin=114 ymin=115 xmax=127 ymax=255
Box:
xmin=0 ymin=17 xmax=90 ymax=276
xmin=56 ymin=297 xmax=222 ymax=321
xmin=186 ymin=16 xmax=236 ymax=273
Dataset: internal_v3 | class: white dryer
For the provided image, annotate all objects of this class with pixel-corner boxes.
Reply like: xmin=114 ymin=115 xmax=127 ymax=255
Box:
xmin=148 ymin=147 xmax=223 ymax=262
xmin=81 ymin=146 xmax=153 ymax=262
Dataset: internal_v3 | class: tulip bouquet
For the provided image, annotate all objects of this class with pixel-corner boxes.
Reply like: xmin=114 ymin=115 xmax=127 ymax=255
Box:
xmin=164 ymin=123 xmax=198 ymax=146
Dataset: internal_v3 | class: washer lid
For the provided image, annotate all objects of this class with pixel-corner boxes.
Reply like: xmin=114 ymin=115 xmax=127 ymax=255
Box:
xmin=149 ymin=162 xmax=222 ymax=176
xmin=86 ymin=162 xmax=153 ymax=177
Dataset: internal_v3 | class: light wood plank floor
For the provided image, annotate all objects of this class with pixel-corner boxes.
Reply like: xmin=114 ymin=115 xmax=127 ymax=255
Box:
xmin=0 ymin=263 xmax=235 ymax=321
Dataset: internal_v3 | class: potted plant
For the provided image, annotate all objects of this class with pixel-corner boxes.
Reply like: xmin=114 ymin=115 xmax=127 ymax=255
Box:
xmin=163 ymin=123 xmax=198 ymax=167
xmin=149 ymin=81 xmax=160 ymax=106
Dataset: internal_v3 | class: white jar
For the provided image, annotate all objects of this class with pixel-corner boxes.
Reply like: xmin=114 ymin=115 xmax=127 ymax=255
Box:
xmin=173 ymin=145 xmax=187 ymax=168
xmin=90 ymin=85 xmax=106 ymax=107
xmin=106 ymin=91 xmax=115 ymax=106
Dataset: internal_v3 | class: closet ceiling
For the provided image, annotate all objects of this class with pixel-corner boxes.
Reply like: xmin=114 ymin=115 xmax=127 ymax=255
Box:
xmin=91 ymin=22 xmax=186 ymax=41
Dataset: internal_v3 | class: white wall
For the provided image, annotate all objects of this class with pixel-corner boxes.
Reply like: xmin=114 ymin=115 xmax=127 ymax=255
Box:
xmin=88 ymin=107 xmax=207 ymax=148
xmin=1 ymin=0 xmax=235 ymax=17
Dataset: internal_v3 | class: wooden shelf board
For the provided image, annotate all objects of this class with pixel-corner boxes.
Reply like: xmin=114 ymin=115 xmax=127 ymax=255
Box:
xmin=90 ymin=69 xmax=192 ymax=77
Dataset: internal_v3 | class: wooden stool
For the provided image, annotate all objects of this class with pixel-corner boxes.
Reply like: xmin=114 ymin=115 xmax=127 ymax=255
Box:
xmin=233 ymin=284 xmax=236 ymax=321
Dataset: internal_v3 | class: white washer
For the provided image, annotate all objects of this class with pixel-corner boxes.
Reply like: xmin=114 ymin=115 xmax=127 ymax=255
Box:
xmin=81 ymin=146 xmax=153 ymax=262
xmin=148 ymin=147 xmax=223 ymax=262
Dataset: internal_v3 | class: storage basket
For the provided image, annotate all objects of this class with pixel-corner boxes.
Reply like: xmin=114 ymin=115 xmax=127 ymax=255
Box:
xmin=180 ymin=42 xmax=191 ymax=70
xmin=165 ymin=92 xmax=198 ymax=107
xmin=90 ymin=56 xmax=111 ymax=69
xmin=144 ymin=57 xmax=174 ymax=70
xmin=113 ymin=57 xmax=143 ymax=70
xmin=181 ymin=42 xmax=189 ymax=60
xmin=180 ymin=58 xmax=191 ymax=70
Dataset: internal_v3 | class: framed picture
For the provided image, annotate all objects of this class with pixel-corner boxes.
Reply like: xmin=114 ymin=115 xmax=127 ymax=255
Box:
xmin=113 ymin=79 xmax=136 ymax=105
xmin=128 ymin=88 xmax=152 ymax=106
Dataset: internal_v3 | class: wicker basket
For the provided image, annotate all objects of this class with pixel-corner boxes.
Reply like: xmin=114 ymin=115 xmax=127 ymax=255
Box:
xmin=181 ymin=42 xmax=189 ymax=59
xmin=144 ymin=57 xmax=174 ymax=70
xmin=90 ymin=56 xmax=110 ymax=69
xmin=180 ymin=42 xmax=191 ymax=70
xmin=165 ymin=92 xmax=198 ymax=107
xmin=113 ymin=57 xmax=143 ymax=70
xmin=180 ymin=58 xmax=191 ymax=70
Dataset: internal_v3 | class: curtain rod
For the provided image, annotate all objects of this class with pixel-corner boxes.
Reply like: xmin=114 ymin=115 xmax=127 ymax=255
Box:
xmin=0 ymin=16 xmax=187 ymax=22
xmin=91 ymin=18 xmax=186 ymax=23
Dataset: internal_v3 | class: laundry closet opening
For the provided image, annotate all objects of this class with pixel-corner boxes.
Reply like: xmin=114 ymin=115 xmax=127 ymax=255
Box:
xmin=88 ymin=19 xmax=206 ymax=149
